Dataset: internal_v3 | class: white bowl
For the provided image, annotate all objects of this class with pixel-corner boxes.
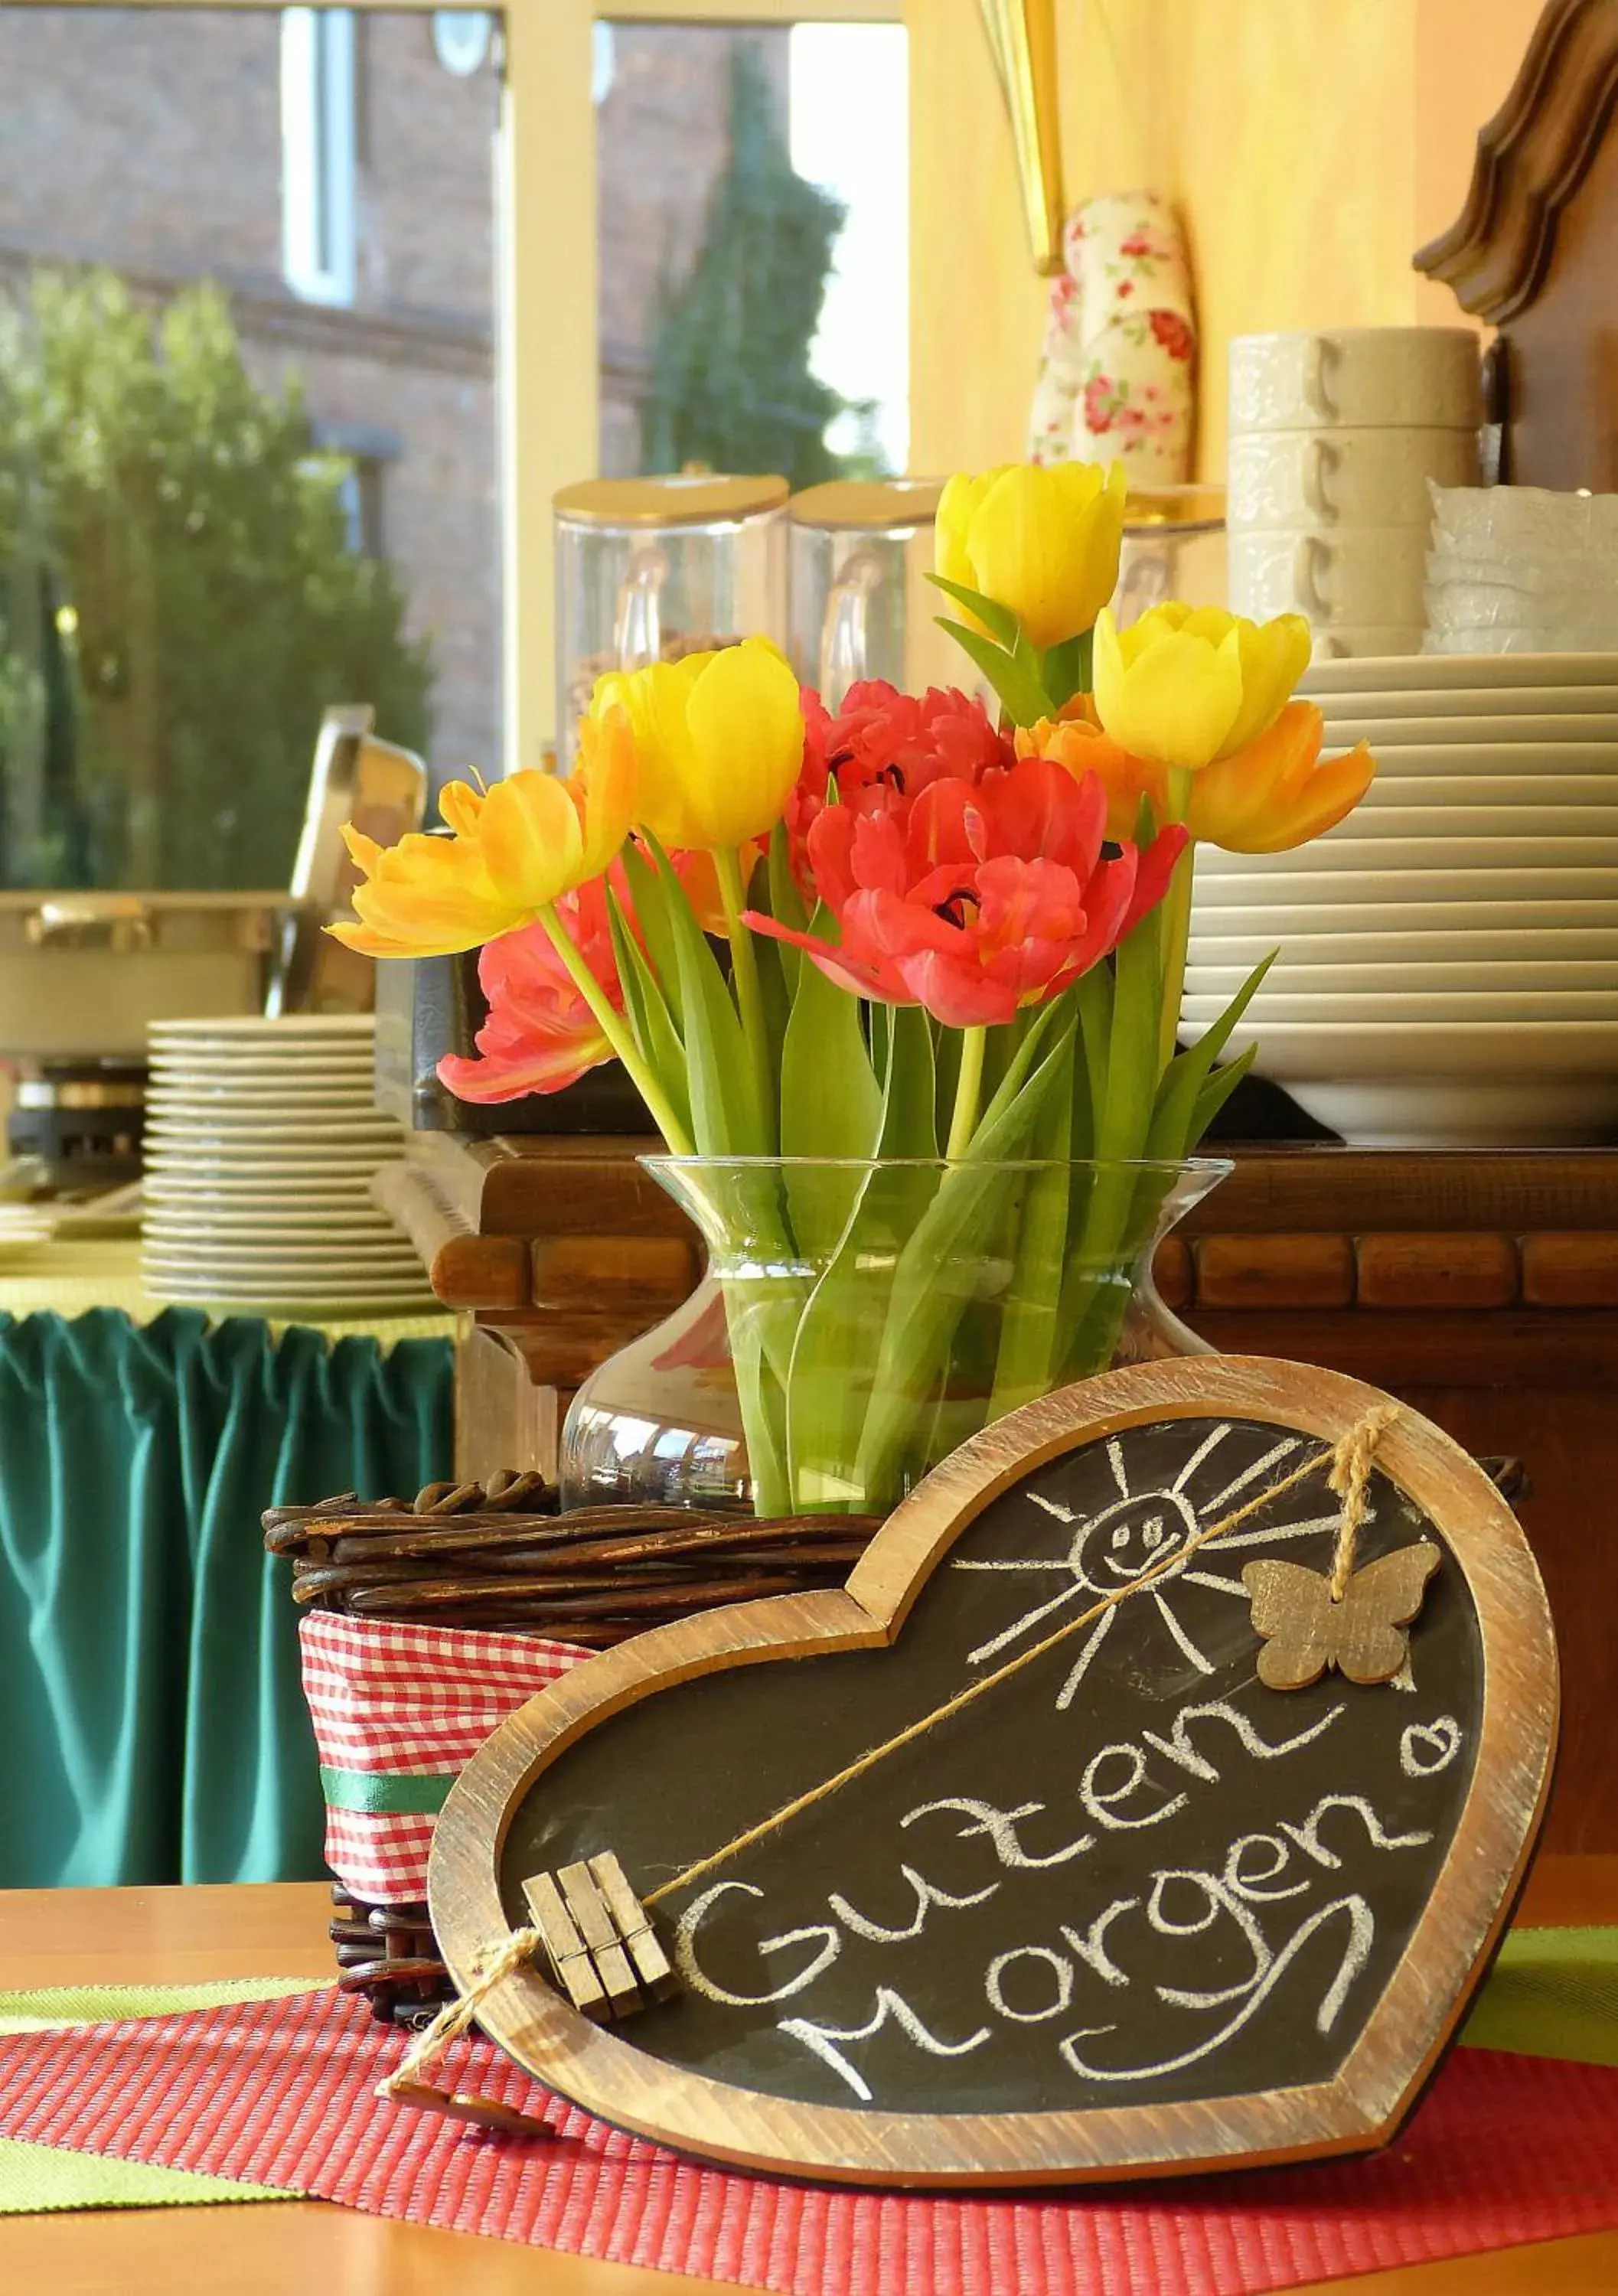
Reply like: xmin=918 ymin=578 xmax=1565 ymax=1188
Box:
xmin=1185 ymin=960 xmax=1618 ymax=995
xmin=1300 ymin=651 xmax=1618 ymax=693
xmin=1313 ymin=687 xmax=1618 ymax=723
xmin=1179 ymin=1015 xmax=1618 ymax=1145
xmin=1192 ymin=845 xmax=1618 ymax=883
xmin=1187 ymin=928 xmax=1618 ymax=967
xmin=1321 ymin=713 xmax=1618 ymax=747
xmin=142 ymin=1221 xmax=401 ymax=1240
xmin=150 ymin=1016 xmax=376 ymax=1039
xmin=142 ymin=1280 xmax=437 ymax=1312
xmin=1333 ymin=775 xmax=1618 ymax=809
xmin=1183 ymin=990 xmax=1618 ymax=1022
xmin=142 ymin=1154 xmax=387 ymax=1180
xmin=1293 ymin=804 xmax=1618 ymax=840
xmin=142 ymin=1244 xmax=425 ymax=1273
xmin=1186 ymin=897 xmax=1618 ymax=934
xmin=143 ymin=1119 xmax=400 ymax=1146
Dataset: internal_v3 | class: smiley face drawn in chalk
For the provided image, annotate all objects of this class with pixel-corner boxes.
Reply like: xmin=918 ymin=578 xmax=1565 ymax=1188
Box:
xmin=954 ymin=1424 xmax=1356 ymax=1709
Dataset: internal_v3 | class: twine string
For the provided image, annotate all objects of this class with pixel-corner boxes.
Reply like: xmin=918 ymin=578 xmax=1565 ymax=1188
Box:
xmin=1326 ymin=1402 xmax=1400 ymax=1603
xmin=377 ymin=1924 xmax=540 ymax=2102
xmin=381 ymin=1404 xmax=1398 ymax=2106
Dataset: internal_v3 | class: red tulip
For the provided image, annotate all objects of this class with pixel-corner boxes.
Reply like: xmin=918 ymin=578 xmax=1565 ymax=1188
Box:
xmin=437 ymin=876 xmax=620 ymax=1103
xmin=787 ymin=680 xmax=1013 ymax=886
xmin=751 ymin=751 xmax=1186 ymax=1029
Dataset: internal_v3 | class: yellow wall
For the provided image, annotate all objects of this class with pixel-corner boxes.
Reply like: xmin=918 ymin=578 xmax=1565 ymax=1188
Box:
xmin=910 ymin=0 xmax=1545 ymax=480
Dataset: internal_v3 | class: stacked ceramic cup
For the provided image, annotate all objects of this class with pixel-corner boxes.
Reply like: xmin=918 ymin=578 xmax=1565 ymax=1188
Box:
xmin=1227 ymin=328 xmax=1483 ymax=659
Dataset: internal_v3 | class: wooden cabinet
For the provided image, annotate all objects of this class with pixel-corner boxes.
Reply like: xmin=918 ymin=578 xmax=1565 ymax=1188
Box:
xmin=383 ymin=1137 xmax=1618 ymax=1855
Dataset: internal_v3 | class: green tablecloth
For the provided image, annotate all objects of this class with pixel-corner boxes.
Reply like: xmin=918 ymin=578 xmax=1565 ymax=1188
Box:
xmin=0 ymin=1244 xmax=454 ymax=1888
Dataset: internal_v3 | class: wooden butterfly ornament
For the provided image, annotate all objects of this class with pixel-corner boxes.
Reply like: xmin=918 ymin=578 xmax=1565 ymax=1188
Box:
xmin=1243 ymin=1541 xmax=1442 ymax=1691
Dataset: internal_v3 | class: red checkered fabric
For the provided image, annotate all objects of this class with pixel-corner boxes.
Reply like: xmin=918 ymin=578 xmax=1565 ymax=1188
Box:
xmin=3 ymin=1989 xmax=1618 ymax=2291
xmin=299 ymin=1613 xmax=592 ymax=1903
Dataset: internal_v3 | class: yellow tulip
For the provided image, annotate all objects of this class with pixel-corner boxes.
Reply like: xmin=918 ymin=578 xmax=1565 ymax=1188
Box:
xmin=935 ymin=461 xmax=1126 ymax=649
xmin=328 ymin=711 xmax=636 ymax=958
xmin=1021 ymin=698 xmax=1375 ymax=854
xmin=1092 ymin=603 xmax=1312 ymax=771
xmin=592 ymin=636 xmax=804 ymax=850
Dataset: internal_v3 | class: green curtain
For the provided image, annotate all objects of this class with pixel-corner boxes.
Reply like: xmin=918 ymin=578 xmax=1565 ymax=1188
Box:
xmin=0 ymin=1306 xmax=452 ymax=1887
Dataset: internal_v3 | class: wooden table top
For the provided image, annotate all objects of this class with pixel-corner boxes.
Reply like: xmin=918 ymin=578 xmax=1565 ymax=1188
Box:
xmin=2 ymin=1864 xmax=1616 ymax=2294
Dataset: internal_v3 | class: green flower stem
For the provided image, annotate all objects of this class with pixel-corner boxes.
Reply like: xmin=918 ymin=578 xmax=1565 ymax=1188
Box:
xmin=715 ymin=845 xmax=778 ymax=1153
xmin=945 ymin=1025 xmax=987 ymax=1160
xmin=536 ymin=902 xmax=695 ymax=1154
xmin=1157 ymin=767 xmax=1197 ymax=1072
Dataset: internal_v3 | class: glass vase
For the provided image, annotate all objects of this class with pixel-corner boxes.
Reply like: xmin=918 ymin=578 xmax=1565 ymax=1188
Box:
xmin=559 ymin=1156 xmax=1228 ymax=1519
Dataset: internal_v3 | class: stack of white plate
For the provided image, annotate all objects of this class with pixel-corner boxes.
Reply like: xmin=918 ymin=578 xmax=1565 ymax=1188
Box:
xmin=142 ymin=1016 xmax=434 ymax=1313
xmin=0 ymin=1203 xmax=57 ymax=1264
xmin=1185 ymin=651 xmax=1618 ymax=1146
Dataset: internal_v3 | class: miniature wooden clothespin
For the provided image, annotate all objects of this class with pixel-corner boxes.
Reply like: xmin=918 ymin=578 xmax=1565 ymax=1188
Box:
xmin=523 ymin=1852 xmax=676 ymax=2020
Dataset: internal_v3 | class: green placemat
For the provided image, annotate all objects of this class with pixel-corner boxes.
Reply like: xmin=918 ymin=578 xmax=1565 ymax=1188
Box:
xmin=1460 ymin=1926 xmax=1618 ymax=2068
xmin=0 ymin=1978 xmax=325 ymax=2214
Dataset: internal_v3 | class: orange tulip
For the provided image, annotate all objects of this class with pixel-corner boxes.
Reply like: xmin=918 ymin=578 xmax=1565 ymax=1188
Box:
xmin=329 ymin=712 xmax=637 ymax=958
xmin=1019 ymin=700 xmax=1374 ymax=854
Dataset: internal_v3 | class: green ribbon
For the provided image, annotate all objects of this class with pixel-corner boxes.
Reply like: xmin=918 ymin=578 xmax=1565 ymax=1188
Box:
xmin=318 ymin=1765 xmax=457 ymax=1816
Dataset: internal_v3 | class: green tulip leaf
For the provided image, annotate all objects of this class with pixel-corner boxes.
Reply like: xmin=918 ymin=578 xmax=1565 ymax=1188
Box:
xmin=852 ymin=1003 xmax=1072 ymax=1497
xmin=877 ymin=1003 xmax=938 ymax=1159
xmin=1146 ymin=951 xmax=1275 ymax=1158
xmin=779 ymin=908 xmax=882 ymax=1251
xmin=604 ymin=885 xmax=693 ymax=1148
xmin=644 ymin=832 xmax=765 ymax=1156
xmin=765 ymin=821 xmax=807 ymax=997
xmin=1189 ymin=1040 xmax=1258 ymax=1143
xmin=989 ymin=1023 xmax=1075 ymax=1420
xmin=620 ymin=838 xmax=684 ymax=1029
xmin=934 ymin=616 xmax=1053 ymax=729
xmin=1039 ymin=628 xmax=1094 ymax=712
xmin=925 ymin=573 xmax=1020 ymax=650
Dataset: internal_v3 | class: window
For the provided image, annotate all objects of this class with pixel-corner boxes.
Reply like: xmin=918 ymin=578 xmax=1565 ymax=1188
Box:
xmin=594 ymin=18 xmax=908 ymax=485
xmin=282 ymin=5 xmax=358 ymax=306
xmin=0 ymin=5 xmax=501 ymax=888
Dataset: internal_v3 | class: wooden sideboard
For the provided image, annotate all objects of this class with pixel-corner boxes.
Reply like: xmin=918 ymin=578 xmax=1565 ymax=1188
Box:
xmin=381 ymin=1136 xmax=1618 ymax=1856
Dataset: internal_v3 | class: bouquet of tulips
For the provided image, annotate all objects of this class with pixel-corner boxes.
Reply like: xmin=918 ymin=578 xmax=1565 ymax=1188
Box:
xmin=337 ymin=461 xmax=1374 ymax=1515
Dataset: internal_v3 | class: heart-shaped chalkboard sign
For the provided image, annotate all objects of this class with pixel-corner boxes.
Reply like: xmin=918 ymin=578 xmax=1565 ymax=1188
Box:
xmin=432 ymin=1358 xmax=1558 ymax=2187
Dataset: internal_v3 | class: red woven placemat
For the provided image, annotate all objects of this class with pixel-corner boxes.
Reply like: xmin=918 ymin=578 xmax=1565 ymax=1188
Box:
xmin=2 ymin=1985 xmax=1616 ymax=2292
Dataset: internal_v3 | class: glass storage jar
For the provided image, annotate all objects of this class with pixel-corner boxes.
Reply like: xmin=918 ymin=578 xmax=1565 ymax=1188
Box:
xmin=553 ymin=475 xmax=789 ymax=765
xmin=787 ymin=478 xmax=961 ymax=709
xmin=1114 ymin=484 xmax=1228 ymax=628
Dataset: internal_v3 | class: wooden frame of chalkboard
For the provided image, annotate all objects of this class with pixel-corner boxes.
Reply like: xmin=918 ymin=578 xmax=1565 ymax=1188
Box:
xmin=431 ymin=1357 xmax=1558 ymax=2187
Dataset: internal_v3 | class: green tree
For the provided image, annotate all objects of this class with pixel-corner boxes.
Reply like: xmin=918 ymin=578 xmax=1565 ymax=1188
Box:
xmin=642 ymin=45 xmax=863 ymax=488
xmin=0 ymin=269 xmax=433 ymax=891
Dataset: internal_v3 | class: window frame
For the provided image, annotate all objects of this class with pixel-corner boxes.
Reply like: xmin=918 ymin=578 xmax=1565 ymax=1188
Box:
xmin=3 ymin=0 xmax=906 ymax=777
xmin=280 ymin=4 xmax=358 ymax=305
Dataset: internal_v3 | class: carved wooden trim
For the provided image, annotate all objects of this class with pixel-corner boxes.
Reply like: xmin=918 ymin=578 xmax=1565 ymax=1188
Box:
xmin=1414 ymin=0 xmax=1618 ymax=321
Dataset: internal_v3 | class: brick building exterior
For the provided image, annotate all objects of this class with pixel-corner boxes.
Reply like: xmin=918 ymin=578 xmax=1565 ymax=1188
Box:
xmin=0 ymin=7 xmax=778 ymax=782
xmin=0 ymin=5 xmax=502 ymax=781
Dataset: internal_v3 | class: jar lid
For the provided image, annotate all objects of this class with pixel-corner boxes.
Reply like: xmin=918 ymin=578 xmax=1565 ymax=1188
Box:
xmin=788 ymin=477 xmax=946 ymax=530
xmin=1123 ymin=484 xmax=1226 ymax=532
xmin=553 ymin=475 xmax=789 ymax=527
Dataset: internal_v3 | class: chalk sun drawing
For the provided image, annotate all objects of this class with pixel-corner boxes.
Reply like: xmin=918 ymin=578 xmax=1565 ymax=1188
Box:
xmin=954 ymin=1423 xmax=1364 ymax=1708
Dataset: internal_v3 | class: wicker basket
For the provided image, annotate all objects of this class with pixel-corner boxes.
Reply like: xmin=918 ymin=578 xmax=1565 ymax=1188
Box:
xmin=266 ymin=1473 xmax=882 ymax=2019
